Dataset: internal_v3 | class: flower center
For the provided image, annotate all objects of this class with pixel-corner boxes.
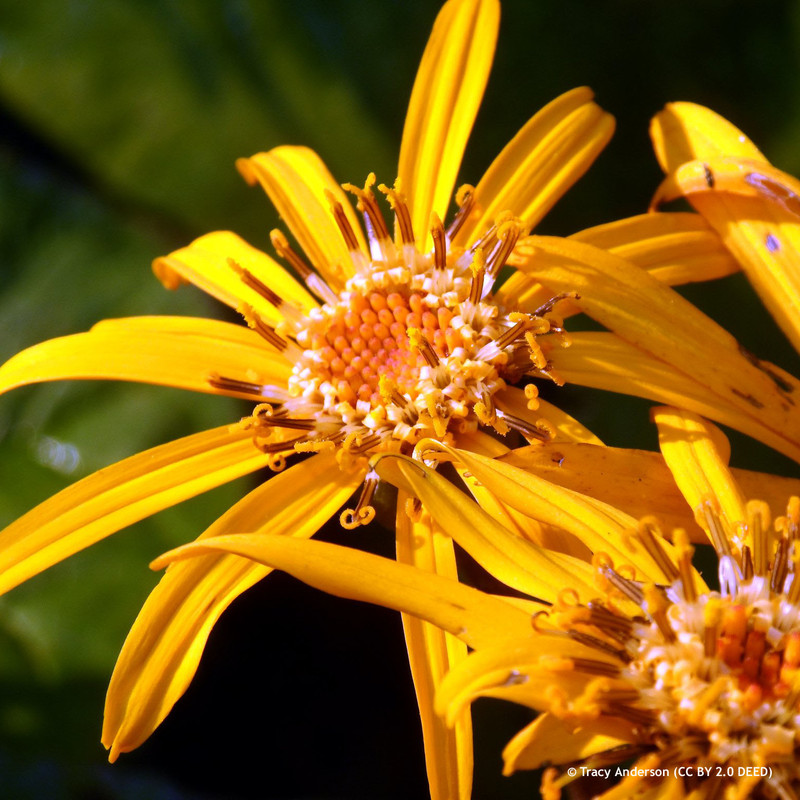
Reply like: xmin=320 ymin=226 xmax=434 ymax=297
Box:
xmin=634 ymin=586 xmax=800 ymax=762
xmin=221 ymin=176 xmax=570 ymax=466
xmin=537 ymin=501 xmax=800 ymax=799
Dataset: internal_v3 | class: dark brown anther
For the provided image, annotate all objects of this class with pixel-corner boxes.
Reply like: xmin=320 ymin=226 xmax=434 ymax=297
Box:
xmin=228 ymin=258 xmax=282 ymax=307
xmin=637 ymin=519 xmax=679 ymax=583
xmin=446 ymin=184 xmax=475 ymax=240
xmin=343 ymin=175 xmax=391 ymax=242
xmin=270 ymin=229 xmax=315 ymax=279
xmin=771 ymin=537 xmax=789 ymax=594
xmin=323 ymin=194 xmax=362 ymax=252
xmin=208 ymin=374 xmax=268 ymax=398
xmin=431 ymin=212 xmax=447 ymax=269
xmin=378 ymin=182 xmax=415 ymax=245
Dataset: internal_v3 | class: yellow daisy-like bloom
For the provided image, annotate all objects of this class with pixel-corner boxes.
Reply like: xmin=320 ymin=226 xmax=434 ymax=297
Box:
xmin=1 ymin=0 xmax=800 ymax=793
xmin=152 ymin=408 xmax=800 ymax=799
xmin=0 ymin=0 xmax=617 ymax=787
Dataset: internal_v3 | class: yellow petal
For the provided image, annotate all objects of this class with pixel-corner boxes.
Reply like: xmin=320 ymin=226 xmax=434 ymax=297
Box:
xmin=570 ymin=211 xmax=739 ymax=285
xmin=237 ymin=146 xmax=364 ymax=287
xmin=523 ymin=237 xmax=800 ymax=462
xmin=435 ymin=444 xmax=682 ymax=585
xmin=398 ymin=0 xmax=499 ymax=245
xmin=0 ymin=423 xmax=272 ymax=596
xmin=375 ymin=453 xmax=600 ymax=603
xmin=650 ymin=102 xmax=767 ymax=173
xmin=103 ymin=450 xmax=362 ymax=760
xmin=505 ymin=439 xmax=800 ymax=547
xmin=457 ymin=87 xmax=615 ymax=243
xmin=153 ymin=230 xmax=317 ymax=325
xmin=448 ymin=433 xmax=592 ymax=559
xmin=502 ymin=713 xmax=636 ymax=774
xmin=457 ymin=465 xmax=591 ymax=561
xmin=501 ymin=441 xmax=706 ymax=541
xmin=549 ymin=332 xmax=794 ymax=457
xmin=499 ymin=211 xmax=738 ymax=318
xmin=650 ymin=103 xmax=800 ymax=355
xmin=436 ymin=637 xmax=620 ymax=724
xmin=0 ymin=316 xmax=292 ymax=400
xmin=151 ymin=534 xmax=534 ymax=651
xmin=653 ymin=406 xmax=747 ymax=534
xmin=689 ymin=191 xmax=800 ymax=355
xmin=396 ymin=495 xmax=472 ymax=800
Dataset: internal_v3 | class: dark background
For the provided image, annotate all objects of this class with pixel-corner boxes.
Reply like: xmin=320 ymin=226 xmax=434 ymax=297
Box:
xmin=1 ymin=1 xmax=800 ymax=798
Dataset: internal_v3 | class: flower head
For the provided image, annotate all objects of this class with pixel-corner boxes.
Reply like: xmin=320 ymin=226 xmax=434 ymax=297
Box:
xmin=167 ymin=173 xmax=569 ymax=495
xmin=0 ymin=0 xmax=619 ymax=784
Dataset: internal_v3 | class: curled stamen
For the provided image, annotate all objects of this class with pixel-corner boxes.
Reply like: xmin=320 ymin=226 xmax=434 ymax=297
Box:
xmin=586 ymin=603 xmax=634 ymax=642
xmin=557 ymin=588 xmax=580 ymax=608
xmin=568 ymin=631 xmax=630 ymax=662
xmin=533 ymin=292 xmax=580 ymax=318
xmin=266 ymin=453 xmax=287 ymax=472
xmin=255 ymin=415 xmax=316 ymax=431
xmin=642 ymin=583 xmax=676 ymax=642
xmin=494 ymin=315 xmax=532 ymax=350
xmin=531 ymin=610 xmax=552 ymax=633
xmin=484 ymin=216 xmax=522 ymax=278
xmin=340 ymin=469 xmax=379 ymax=529
xmin=601 ymin=565 xmax=645 ymax=606
xmin=253 ymin=435 xmax=308 ymax=454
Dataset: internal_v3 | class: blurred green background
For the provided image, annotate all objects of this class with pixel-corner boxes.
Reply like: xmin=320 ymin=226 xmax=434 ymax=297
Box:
xmin=1 ymin=0 xmax=800 ymax=798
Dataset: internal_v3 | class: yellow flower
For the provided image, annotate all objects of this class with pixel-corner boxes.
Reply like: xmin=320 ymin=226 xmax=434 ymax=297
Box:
xmin=0 ymin=0 xmax=614 ymax=787
xmin=153 ymin=408 xmax=800 ymax=799
xmin=0 ymin=0 xmax=797 ymax=792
